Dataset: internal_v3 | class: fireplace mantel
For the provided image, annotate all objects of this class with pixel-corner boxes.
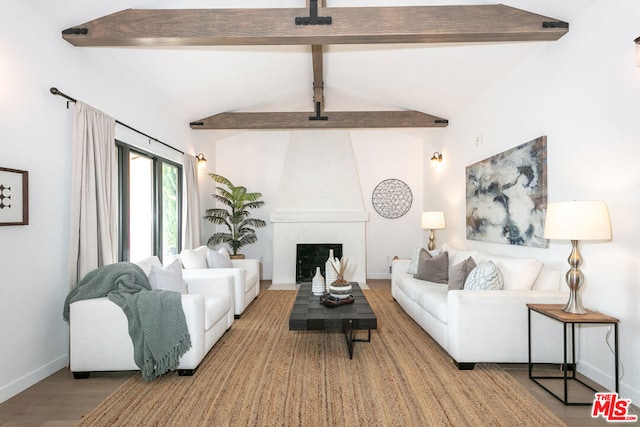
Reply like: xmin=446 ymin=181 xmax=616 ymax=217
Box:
xmin=271 ymin=211 xmax=368 ymax=223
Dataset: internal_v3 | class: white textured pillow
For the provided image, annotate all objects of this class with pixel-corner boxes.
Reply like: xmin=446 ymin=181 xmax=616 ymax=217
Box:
xmin=464 ymin=261 xmax=504 ymax=291
xmin=207 ymin=247 xmax=233 ymax=268
xmin=148 ymin=260 xmax=188 ymax=294
xmin=180 ymin=248 xmax=208 ymax=269
xmin=407 ymin=247 xmax=421 ymax=275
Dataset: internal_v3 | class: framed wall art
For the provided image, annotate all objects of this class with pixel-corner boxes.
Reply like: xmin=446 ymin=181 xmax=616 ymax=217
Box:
xmin=465 ymin=136 xmax=547 ymax=248
xmin=0 ymin=167 xmax=29 ymax=226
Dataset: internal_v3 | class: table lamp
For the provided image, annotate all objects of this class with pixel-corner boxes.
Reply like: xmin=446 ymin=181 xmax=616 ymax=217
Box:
xmin=421 ymin=211 xmax=446 ymax=251
xmin=543 ymin=201 xmax=612 ymax=314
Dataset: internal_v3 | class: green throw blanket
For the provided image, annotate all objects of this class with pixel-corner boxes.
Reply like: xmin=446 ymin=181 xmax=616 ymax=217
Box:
xmin=63 ymin=262 xmax=192 ymax=381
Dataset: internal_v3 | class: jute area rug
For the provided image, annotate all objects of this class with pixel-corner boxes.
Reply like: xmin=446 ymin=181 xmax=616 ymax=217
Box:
xmin=78 ymin=289 xmax=565 ymax=426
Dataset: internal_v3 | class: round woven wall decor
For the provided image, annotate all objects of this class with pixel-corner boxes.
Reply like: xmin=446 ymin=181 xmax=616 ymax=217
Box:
xmin=371 ymin=178 xmax=412 ymax=219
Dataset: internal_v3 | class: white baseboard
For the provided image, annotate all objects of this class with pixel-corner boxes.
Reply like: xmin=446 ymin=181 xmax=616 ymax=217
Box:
xmin=0 ymin=354 xmax=68 ymax=404
xmin=578 ymin=360 xmax=640 ymax=407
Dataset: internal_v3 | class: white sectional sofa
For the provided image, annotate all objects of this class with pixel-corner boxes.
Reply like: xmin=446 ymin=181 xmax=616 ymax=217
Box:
xmin=391 ymin=244 xmax=568 ymax=369
xmin=167 ymin=246 xmax=260 ymax=317
xmin=69 ymin=256 xmax=234 ymax=378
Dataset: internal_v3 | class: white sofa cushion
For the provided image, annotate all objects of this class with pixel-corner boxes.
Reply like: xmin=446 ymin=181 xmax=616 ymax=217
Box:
xmin=475 ymin=253 xmax=542 ymax=291
xmin=464 ymin=261 xmax=504 ymax=290
xmin=148 ymin=260 xmax=188 ymax=294
xmin=414 ymin=282 xmax=449 ymax=323
xmin=180 ymin=247 xmax=208 ymax=269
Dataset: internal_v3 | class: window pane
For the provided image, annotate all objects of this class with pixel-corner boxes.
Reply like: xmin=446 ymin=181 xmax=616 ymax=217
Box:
xmin=129 ymin=152 xmax=154 ymax=262
xmin=162 ymin=163 xmax=180 ymax=260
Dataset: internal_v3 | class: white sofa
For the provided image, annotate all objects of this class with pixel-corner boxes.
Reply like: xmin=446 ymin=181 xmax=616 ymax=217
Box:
xmin=167 ymin=246 xmax=260 ymax=317
xmin=69 ymin=256 xmax=234 ymax=378
xmin=391 ymin=244 xmax=568 ymax=369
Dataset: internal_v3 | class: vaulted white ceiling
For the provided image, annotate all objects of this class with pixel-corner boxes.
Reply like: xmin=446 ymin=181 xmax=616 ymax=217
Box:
xmin=39 ymin=0 xmax=598 ymax=125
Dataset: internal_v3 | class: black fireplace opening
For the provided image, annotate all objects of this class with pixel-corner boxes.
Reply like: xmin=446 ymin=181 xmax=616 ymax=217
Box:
xmin=296 ymin=243 xmax=343 ymax=284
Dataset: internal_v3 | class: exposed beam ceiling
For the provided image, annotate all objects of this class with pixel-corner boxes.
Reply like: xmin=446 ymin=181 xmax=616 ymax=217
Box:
xmin=62 ymin=5 xmax=568 ymax=47
xmin=190 ymin=110 xmax=448 ymax=130
xmin=62 ymin=3 xmax=568 ymax=129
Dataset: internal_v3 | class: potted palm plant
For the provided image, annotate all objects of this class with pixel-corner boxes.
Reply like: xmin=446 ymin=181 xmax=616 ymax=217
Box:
xmin=204 ymin=173 xmax=266 ymax=258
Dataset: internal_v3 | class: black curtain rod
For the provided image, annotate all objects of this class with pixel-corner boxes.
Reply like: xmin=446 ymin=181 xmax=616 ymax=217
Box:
xmin=49 ymin=87 xmax=185 ymax=156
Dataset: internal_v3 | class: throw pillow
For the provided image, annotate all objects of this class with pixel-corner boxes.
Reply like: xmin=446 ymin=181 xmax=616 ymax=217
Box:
xmin=407 ymin=247 xmax=421 ymax=275
xmin=148 ymin=259 xmax=188 ymax=294
xmin=463 ymin=261 xmax=504 ymax=291
xmin=448 ymin=256 xmax=477 ymax=291
xmin=180 ymin=248 xmax=208 ymax=269
xmin=207 ymin=247 xmax=233 ymax=268
xmin=408 ymin=247 xmax=442 ymax=275
xmin=414 ymin=250 xmax=449 ymax=284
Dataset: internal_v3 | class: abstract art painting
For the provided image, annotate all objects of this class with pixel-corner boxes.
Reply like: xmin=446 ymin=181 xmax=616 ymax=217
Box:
xmin=466 ymin=136 xmax=547 ymax=248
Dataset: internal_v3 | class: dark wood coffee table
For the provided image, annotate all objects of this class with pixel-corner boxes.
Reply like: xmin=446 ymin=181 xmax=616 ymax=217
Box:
xmin=289 ymin=282 xmax=377 ymax=359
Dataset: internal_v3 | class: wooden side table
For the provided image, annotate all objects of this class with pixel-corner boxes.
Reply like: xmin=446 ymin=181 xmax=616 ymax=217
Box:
xmin=527 ymin=303 xmax=619 ymax=406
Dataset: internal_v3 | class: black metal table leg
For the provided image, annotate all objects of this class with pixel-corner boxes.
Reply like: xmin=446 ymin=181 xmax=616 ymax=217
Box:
xmin=343 ymin=320 xmax=372 ymax=359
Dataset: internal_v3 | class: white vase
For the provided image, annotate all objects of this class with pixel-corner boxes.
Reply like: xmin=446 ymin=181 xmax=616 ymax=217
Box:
xmin=312 ymin=267 xmax=325 ymax=296
xmin=325 ymin=250 xmax=337 ymax=292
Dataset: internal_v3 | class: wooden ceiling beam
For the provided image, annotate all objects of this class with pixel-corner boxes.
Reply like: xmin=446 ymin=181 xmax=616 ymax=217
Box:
xmin=62 ymin=5 xmax=568 ymax=47
xmin=311 ymin=45 xmax=324 ymax=112
xmin=189 ymin=111 xmax=448 ymax=130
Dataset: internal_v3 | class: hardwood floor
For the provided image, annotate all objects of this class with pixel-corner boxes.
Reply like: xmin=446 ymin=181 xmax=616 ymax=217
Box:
xmin=0 ymin=280 xmax=626 ymax=426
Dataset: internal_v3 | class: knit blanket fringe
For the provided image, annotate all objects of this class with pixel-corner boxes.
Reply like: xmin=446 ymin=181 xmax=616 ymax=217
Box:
xmin=142 ymin=333 xmax=192 ymax=381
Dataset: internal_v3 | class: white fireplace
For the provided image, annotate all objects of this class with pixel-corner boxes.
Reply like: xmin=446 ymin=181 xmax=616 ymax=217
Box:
xmin=271 ymin=131 xmax=369 ymax=284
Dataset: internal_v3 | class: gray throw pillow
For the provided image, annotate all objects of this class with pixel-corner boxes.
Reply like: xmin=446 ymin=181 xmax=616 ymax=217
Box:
xmin=207 ymin=247 xmax=233 ymax=268
xmin=148 ymin=259 xmax=188 ymax=294
xmin=414 ymin=250 xmax=449 ymax=284
xmin=448 ymin=256 xmax=477 ymax=291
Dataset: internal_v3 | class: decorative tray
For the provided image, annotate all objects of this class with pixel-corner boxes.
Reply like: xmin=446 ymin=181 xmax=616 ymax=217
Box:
xmin=320 ymin=293 xmax=354 ymax=307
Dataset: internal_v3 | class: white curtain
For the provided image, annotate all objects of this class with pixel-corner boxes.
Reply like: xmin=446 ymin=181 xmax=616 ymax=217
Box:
xmin=182 ymin=154 xmax=201 ymax=250
xmin=67 ymin=101 xmax=117 ymax=287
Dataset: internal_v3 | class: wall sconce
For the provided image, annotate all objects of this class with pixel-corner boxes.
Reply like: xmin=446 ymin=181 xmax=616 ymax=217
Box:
xmin=636 ymin=36 xmax=640 ymax=67
xmin=430 ymin=152 xmax=443 ymax=163
xmin=196 ymin=153 xmax=207 ymax=170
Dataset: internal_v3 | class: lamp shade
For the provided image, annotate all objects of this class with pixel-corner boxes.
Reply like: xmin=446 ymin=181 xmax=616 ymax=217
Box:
xmin=543 ymin=201 xmax=611 ymax=241
xmin=421 ymin=211 xmax=446 ymax=230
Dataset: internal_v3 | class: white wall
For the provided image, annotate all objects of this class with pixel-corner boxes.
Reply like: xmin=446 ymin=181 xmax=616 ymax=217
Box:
xmin=433 ymin=0 xmax=640 ymax=404
xmin=0 ymin=3 xmax=198 ymax=403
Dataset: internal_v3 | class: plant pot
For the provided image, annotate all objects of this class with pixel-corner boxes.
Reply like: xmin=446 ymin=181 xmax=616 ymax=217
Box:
xmin=230 ymin=254 xmax=245 ymax=259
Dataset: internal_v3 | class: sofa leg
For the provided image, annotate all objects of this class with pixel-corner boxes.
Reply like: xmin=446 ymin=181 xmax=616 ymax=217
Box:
xmin=72 ymin=371 xmax=91 ymax=379
xmin=234 ymin=314 xmax=241 ymax=319
xmin=454 ymin=361 xmax=476 ymax=370
xmin=178 ymin=369 xmax=197 ymax=376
